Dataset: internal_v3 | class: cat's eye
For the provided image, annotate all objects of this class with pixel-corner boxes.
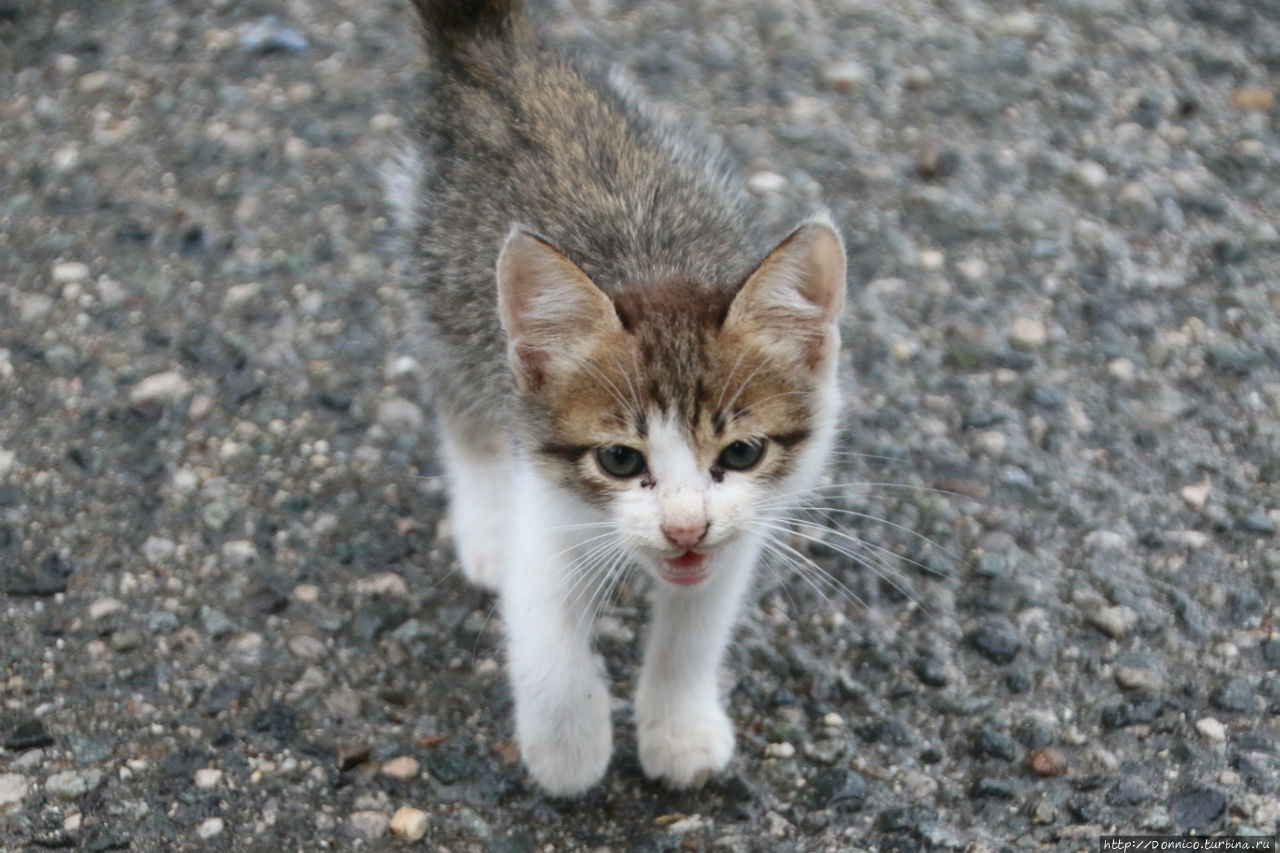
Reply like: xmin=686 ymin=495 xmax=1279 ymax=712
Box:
xmin=596 ymin=445 xmax=646 ymax=478
xmin=718 ymin=439 xmax=766 ymax=471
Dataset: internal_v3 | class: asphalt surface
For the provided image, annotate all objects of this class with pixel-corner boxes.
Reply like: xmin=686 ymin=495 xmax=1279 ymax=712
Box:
xmin=1 ymin=0 xmax=1278 ymax=850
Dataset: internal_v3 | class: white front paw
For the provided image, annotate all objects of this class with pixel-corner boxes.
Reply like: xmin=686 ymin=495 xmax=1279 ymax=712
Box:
xmin=517 ymin=686 xmax=612 ymax=797
xmin=636 ymin=703 xmax=735 ymax=789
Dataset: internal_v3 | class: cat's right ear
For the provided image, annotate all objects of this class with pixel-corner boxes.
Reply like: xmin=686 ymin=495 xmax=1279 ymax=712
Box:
xmin=496 ymin=229 xmax=622 ymax=392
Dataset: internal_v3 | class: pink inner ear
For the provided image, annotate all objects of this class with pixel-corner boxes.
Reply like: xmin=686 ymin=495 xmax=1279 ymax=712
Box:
xmin=495 ymin=228 xmax=622 ymax=390
xmin=724 ymin=219 xmax=847 ymax=370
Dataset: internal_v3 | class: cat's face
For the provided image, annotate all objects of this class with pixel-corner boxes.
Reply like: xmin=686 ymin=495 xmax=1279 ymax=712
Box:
xmin=498 ymin=220 xmax=846 ymax=586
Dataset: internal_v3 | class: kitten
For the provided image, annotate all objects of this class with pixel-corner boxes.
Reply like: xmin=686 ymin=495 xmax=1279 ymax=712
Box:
xmin=393 ymin=0 xmax=846 ymax=795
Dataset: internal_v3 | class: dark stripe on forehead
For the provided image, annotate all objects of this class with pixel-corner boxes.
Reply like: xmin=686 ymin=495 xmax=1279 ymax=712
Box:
xmin=770 ymin=429 xmax=811 ymax=449
xmin=539 ymin=442 xmax=592 ymax=463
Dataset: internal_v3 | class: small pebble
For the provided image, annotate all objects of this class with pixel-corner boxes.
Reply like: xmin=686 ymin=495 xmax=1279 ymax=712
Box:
xmin=918 ymin=249 xmax=945 ymax=271
xmin=196 ymin=817 xmax=224 ymax=839
xmin=353 ymin=572 xmax=409 ymax=597
xmin=764 ymin=742 xmax=795 ymax=759
xmin=389 ymin=806 xmax=429 ymax=841
xmin=1026 ymin=747 xmax=1068 ymax=777
xmin=1083 ymin=530 xmax=1127 ymax=553
xmin=130 ymin=371 xmax=192 ymax=405
xmin=0 ymin=773 xmax=28 ymax=808
xmin=141 ymin=536 xmax=175 ymax=564
xmin=821 ymin=60 xmax=867 ymax=92
xmin=1180 ymin=479 xmax=1211 ymax=510
xmin=88 ymin=597 xmax=126 ymax=621
xmin=1107 ymin=358 xmax=1136 ymax=382
xmin=380 ymin=756 xmax=421 ymax=782
xmin=1074 ymin=160 xmax=1109 ymax=189
xmin=1229 ymin=86 xmax=1275 ymax=111
xmin=288 ymin=635 xmax=327 ymax=661
xmin=1088 ymin=605 xmax=1139 ymax=639
xmin=1008 ymin=316 xmax=1047 ymax=349
xmin=45 ymin=770 xmax=93 ymax=800
xmin=220 ymin=540 xmax=256 ymax=568
xmin=52 ymin=261 xmax=90 ymax=283
xmin=349 ymin=810 xmax=390 ymax=840
xmin=1195 ymin=717 xmax=1226 ymax=742
xmin=974 ymin=430 xmax=1006 ymax=457
xmin=193 ymin=768 xmax=222 ymax=789
xmin=1114 ymin=667 xmax=1161 ymax=692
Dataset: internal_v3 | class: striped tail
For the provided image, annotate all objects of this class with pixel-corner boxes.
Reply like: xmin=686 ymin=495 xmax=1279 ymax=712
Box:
xmin=408 ymin=0 xmax=523 ymax=51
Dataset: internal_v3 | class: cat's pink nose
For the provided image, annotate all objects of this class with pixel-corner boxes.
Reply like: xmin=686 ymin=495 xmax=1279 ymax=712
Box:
xmin=661 ymin=521 xmax=707 ymax=549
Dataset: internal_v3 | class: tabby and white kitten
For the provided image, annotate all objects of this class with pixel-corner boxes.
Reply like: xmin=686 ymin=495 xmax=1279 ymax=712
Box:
xmin=393 ymin=0 xmax=846 ymax=795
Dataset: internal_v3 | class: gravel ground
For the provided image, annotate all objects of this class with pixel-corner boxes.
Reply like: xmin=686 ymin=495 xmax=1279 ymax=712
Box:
xmin=2 ymin=0 xmax=1278 ymax=850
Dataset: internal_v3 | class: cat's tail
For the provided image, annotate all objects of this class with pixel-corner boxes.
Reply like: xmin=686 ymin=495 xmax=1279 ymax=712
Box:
xmin=408 ymin=0 xmax=525 ymax=53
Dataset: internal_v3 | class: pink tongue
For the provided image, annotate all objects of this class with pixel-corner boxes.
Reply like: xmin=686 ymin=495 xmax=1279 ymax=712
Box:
xmin=666 ymin=551 xmax=706 ymax=572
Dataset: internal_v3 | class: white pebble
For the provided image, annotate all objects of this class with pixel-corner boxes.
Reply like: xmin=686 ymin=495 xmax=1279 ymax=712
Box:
xmin=1083 ymin=530 xmax=1127 ymax=553
xmin=1074 ymin=160 xmax=1108 ymax=189
xmin=17 ymin=292 xmax=54 ymax=323
xmin=78 ymin=70 xmax=115 ymax=94
xmin=747 ymin=171 xmax=788 ymax=195
xmin=52 ymin=261 xmax=91 ymax=283
xmin=1180 ymin=479 xmax=1211 ymax=510
xmin=354 ymin=572 xmax=408 ymax=597
xmin=196 ymin=817 xmax=225 ymax=839
xmin=293 ymin=584 xmax=320 ymax=604
xmin=193 ymin=768 xmax=222 ymax=789
xmin=991 ymin=11 xmax=1039 ymax=36
xmin=220 ymin=540 xmax=257 ymax=568
xmin=223 ymin=281 xmax=262 ymax=309
xmin=956 ymin=257 xmax=988 ymax=282
xmin=390 ymin=807 xmax=429 ymax=841
xmin=1107 ymin=358 xmax=1136 ymax=383
xmin=763 ymin=741 xmax=795 ymax=759
xmin=141 ymin=536 xmax=176 ymax=564
xmin=1213 ymin=642 xmax=1238 ymax=659
xmin=288 ymin=635 xmax=327 ymax=661
xmin=918 ymin=249 xmax=945 ymax=271
xmin=974 ymin=430 xmax=1007 ymax=458
xmin=129 ymin=371 xmax=192 ymax=405
xmin=0 ymin=449 xmax=15 ymax=477
xmin=379 ymin=756 xmax=420 ymax=782
xmin=821 ymin=60 xmax=867 ymax=92
xmin=0 ymin=773 xmax=29 ymax=808
xmin=349 ymin=810 xmax=390 ymax=840
xmin=229 ymin=632 xmax=264 ymax=665
xmin=88 ymin=598 xmax=126 ymax=621
xmin=1009 ymin=316 xmax=1047 ymax=349
xmin=1195 ymin=717 xmax=1226 ymax=742
xmin=1088 ymin=605 xmax=1139 ymax=639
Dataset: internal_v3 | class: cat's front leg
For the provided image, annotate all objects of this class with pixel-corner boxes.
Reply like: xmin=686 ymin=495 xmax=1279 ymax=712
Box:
xmin=501 ymin=472 xmax=614 ymax=796
xmin=439 ymin=420 xmax=509 ymax=591
xmin=634 ymin=541 xmax=758 ymax=789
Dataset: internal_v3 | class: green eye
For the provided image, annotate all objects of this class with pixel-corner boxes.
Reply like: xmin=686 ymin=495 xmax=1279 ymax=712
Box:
xmin=717 ymin=439 xmax=766 ymax=471
xmin=596 ymin=445 xmax=646 ymax=478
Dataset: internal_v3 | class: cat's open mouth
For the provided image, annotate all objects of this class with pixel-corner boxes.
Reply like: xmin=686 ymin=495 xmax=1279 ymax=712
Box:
xmin=660 ymin=550 xmax=709 ymax=586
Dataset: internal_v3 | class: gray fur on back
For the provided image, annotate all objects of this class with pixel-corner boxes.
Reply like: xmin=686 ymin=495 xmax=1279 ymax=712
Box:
xmin=397 ymin=0 xmax=766 ymax=437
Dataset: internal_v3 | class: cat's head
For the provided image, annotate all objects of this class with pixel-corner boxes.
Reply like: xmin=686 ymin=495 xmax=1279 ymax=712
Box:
xmin=496 ymin=219 xmax=846 ymax=587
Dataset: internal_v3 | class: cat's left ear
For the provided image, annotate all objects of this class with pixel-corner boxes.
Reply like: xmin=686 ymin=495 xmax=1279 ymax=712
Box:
xmin=724 ymin=216 xmax=847 ymax=372
xmin=496 ymin=228 xmax=622 ymax=392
